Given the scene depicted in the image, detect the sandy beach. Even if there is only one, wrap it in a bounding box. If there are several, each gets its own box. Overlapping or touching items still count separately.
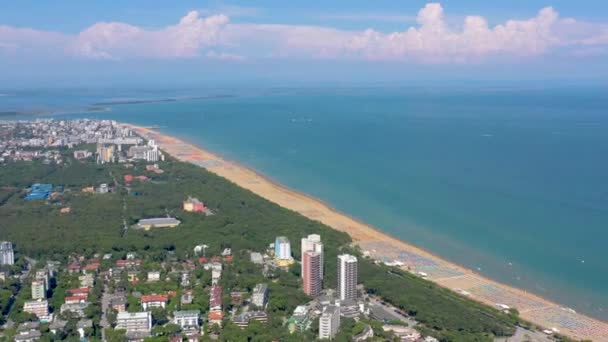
[128,124,608,341]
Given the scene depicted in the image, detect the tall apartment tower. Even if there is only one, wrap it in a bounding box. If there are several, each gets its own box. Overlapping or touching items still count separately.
[337,254,358,301]
[301,234,323,280]
[0,241,14,265]
[302,251,322,296]
[319,305,340,340]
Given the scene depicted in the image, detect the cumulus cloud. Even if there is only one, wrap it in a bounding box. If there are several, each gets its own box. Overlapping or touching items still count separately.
[1,3,608,63]
[71,11,229,60]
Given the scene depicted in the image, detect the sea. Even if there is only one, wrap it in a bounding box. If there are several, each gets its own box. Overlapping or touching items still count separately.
[2,85,607,321]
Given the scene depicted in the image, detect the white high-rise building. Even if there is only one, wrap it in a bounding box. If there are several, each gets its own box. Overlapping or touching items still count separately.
[301,234,323,279]
[337,254,358,301]
[31,280,46,300]
[274,236,292,260]
[319,305,340,340]
[0,241,14,265]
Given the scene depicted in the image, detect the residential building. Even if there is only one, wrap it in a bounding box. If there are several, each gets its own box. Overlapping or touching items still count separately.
[147,271,161,282]
[136,217,180,230]
[116,311,152,335]
[337,254,358,301]
[233,311,268,328]
[111,296,127,313]
[15,322,41,342]
[35,270,49,288]
[288,305,312,333]
[274,236,291,259]
[73,150,91,160]
[250,252,263,265]
[79,273,95,288]
[181,290,193,305]
[319,305,340,340]
[65,296,87,304]
[67,287,89,299]
[60,302,89,317]
[23,299,49,318]
[31,280,46,300]
[251,283,269,308]
[128,142,160,162]
[0,241,14,265]
[141,294,168,310]
[337,299,360,318]
[96,144,115,163]
[274,236,294,266]
[209,286,222,311]
[173,310,200,330]
[303,251,322,297]
[301,234,323,279]
[208,286,223,325]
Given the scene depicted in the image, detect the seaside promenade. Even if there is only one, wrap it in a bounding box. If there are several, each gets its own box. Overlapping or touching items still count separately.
[128,124,608,341]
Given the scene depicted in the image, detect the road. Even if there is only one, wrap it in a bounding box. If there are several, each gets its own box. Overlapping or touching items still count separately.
[100,282,111,342]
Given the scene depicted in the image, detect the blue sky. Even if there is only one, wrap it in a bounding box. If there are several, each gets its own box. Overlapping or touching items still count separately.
[1,1,608,86]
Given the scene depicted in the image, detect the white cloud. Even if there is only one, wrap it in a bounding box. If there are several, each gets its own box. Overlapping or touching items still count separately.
[1,3,608,63]
[71,11,229,59]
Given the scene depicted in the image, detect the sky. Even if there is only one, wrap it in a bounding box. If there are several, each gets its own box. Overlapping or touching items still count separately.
[1,1,608,86]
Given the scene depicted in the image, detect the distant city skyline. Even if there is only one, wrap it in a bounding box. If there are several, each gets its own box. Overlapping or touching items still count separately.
[1,1,607,85]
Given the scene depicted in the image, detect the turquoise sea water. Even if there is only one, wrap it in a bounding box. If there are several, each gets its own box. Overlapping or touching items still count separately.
[2,86,608,320]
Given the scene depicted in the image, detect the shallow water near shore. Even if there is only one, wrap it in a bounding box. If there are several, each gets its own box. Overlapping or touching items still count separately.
[4,85,608,321]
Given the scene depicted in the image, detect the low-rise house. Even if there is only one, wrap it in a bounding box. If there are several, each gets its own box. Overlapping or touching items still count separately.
[68,262,81,274]
[116,311,152,337]
[233,311,268,328]
[173,310,200,331]
[23,299,49,318]
[115,259,141,268]
[147,271,160,282]
[67,287,89,298]
[65,296,87,304]
[84,262,100,272]
[141,294,168,310]
[77,319,93,338]
[60,302,89,317]
[337,299,360,318]
[250,252,263,265]
[49,319,67,335]
[251,284,269,309]
[15,322,41,342]
[181,290,194,305]
[111,295,127,313]
[79,273,95,288]
[288,305,312,333]
[181,272,190,286]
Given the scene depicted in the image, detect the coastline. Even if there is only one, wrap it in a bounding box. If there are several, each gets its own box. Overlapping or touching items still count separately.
[126,123,608,341]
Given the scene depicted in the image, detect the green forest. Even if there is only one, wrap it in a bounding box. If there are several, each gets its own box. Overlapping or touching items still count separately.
[0,146,525,341]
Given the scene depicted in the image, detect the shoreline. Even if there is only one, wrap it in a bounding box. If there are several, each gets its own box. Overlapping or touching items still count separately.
[126,123,608,341]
